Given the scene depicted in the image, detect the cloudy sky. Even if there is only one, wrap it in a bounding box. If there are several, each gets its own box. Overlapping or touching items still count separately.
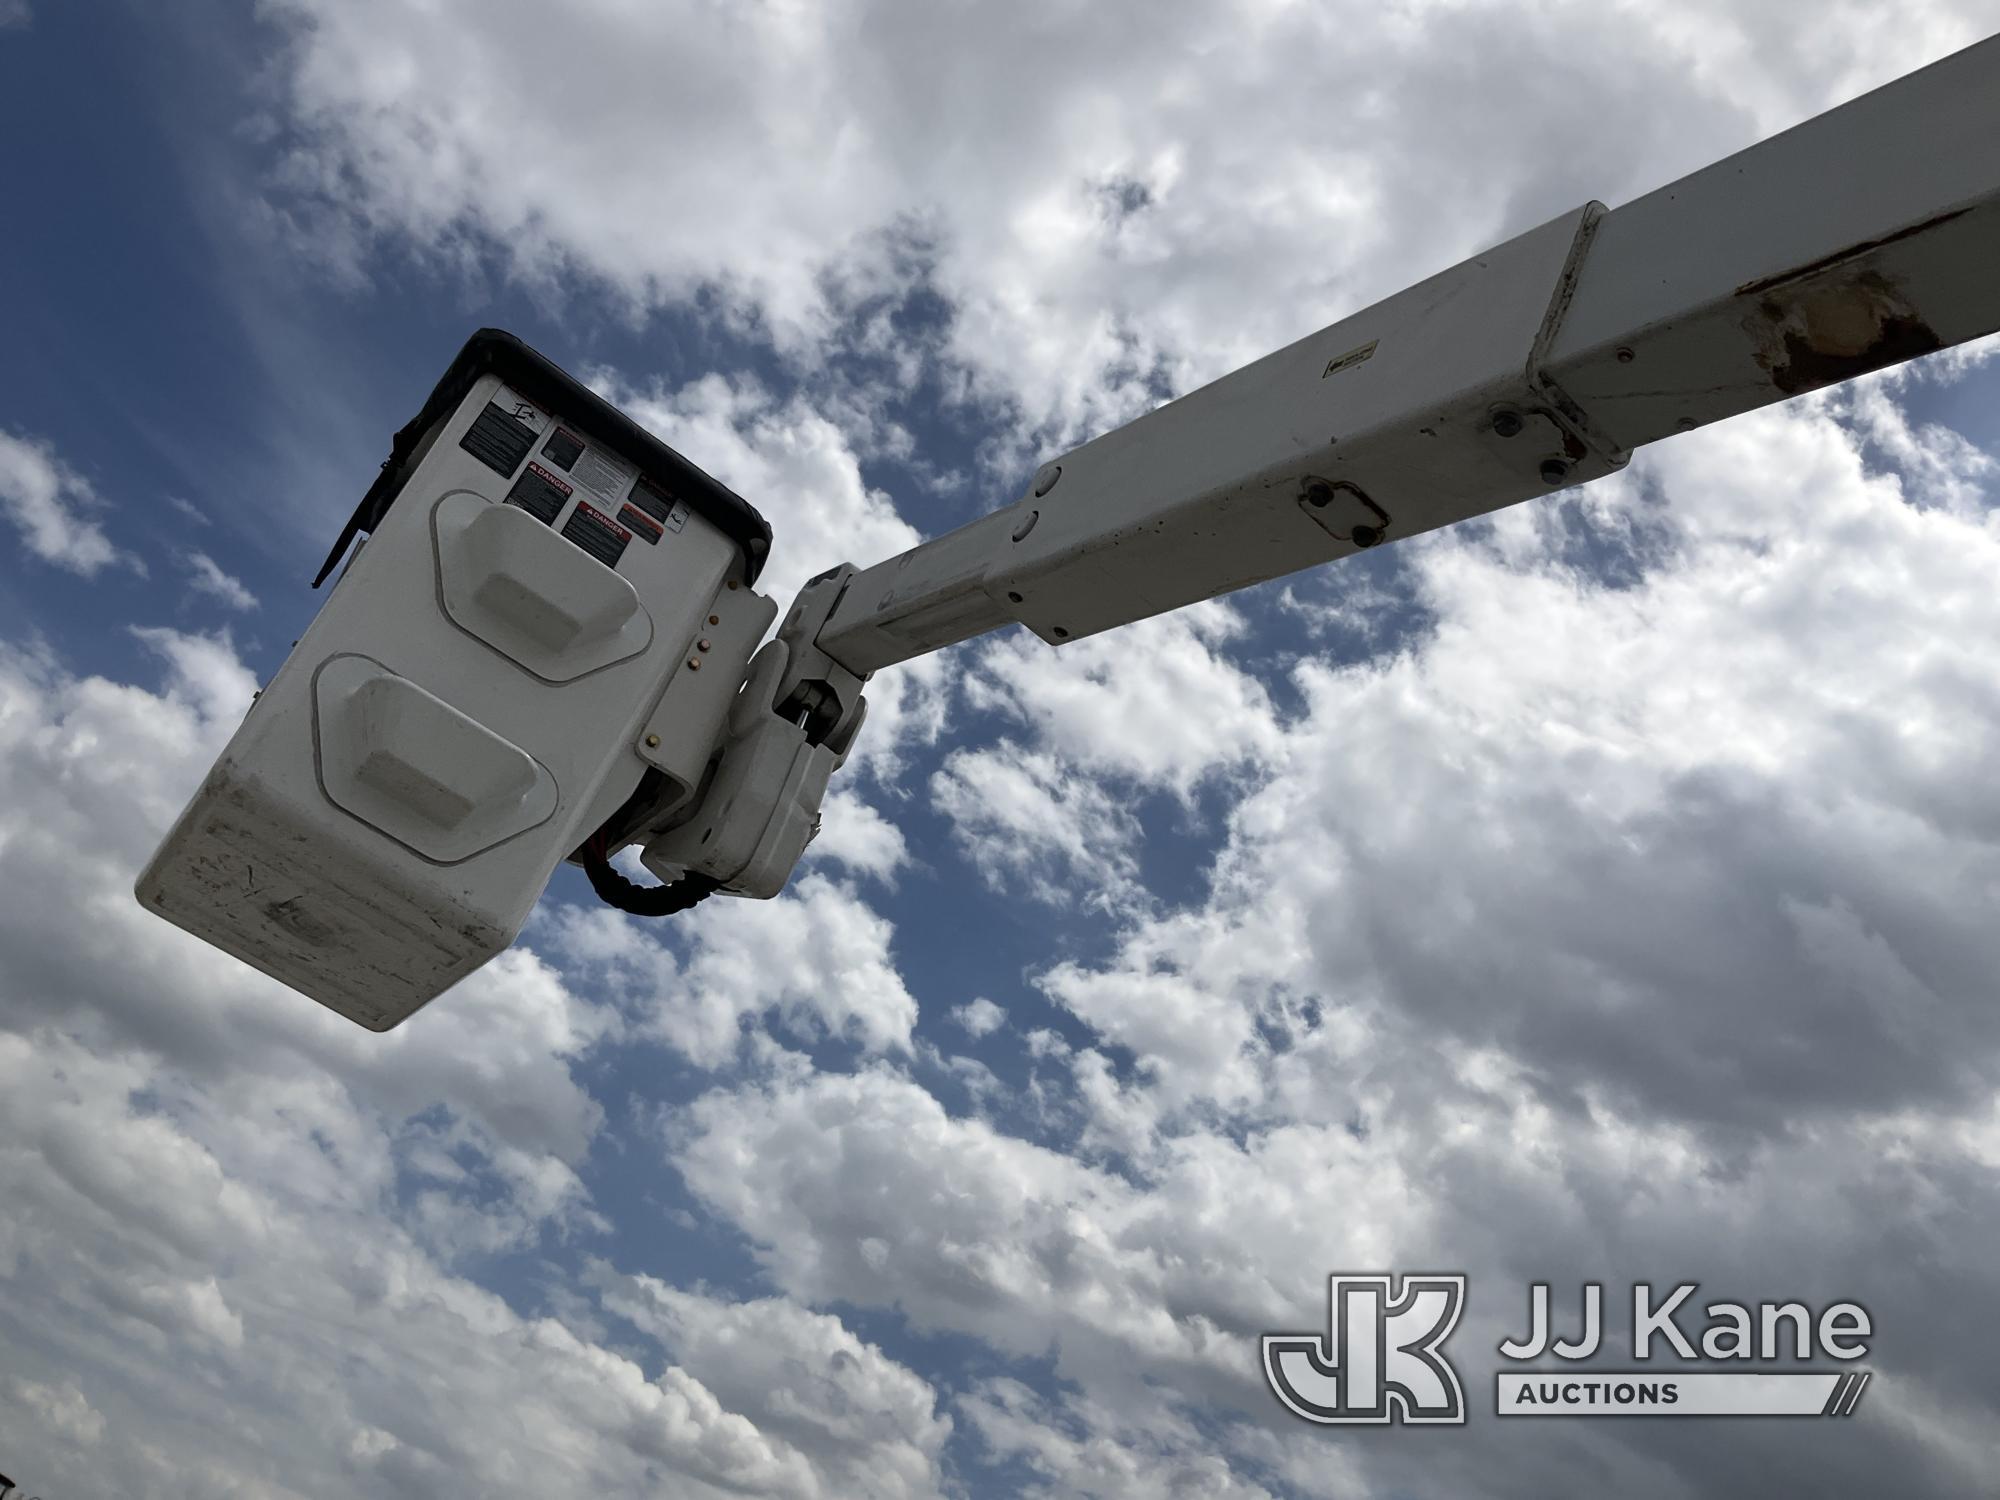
[4,2,2000,1495]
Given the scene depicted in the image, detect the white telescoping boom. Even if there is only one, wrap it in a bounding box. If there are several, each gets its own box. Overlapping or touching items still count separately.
[139,35,2000,1028]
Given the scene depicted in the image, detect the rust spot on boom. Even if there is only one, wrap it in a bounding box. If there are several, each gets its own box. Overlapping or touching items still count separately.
[1744,269,1942,398]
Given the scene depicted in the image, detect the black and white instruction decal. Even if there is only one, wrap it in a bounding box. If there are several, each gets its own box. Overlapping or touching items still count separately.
[571,443,636,506]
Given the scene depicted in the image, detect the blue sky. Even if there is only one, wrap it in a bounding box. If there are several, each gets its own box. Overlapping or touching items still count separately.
[4,3,2000,1497]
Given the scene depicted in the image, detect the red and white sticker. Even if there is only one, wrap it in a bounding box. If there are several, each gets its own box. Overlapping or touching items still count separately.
[525,461,573,496]
[618,503,665,543]
[573,501,629,539]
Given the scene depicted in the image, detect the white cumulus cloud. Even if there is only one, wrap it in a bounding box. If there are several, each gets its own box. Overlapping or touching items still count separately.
[0,428,126,575]
[180,550,259,610]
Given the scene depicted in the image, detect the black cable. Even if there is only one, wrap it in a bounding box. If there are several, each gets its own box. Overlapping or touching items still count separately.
[578,841,722,916]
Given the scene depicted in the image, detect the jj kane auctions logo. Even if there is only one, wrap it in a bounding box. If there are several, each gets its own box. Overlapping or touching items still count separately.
[1264,1277,1873,1423]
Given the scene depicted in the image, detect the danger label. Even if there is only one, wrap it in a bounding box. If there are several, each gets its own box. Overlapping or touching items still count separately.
[561,501,631,568]
[525,461,573,496]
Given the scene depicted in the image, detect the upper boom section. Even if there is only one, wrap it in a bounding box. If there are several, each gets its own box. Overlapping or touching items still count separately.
[816,35,2000,675]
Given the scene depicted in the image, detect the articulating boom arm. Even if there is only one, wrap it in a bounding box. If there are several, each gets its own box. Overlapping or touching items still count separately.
[810,35,2000,677]
[628,33,2000,930]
